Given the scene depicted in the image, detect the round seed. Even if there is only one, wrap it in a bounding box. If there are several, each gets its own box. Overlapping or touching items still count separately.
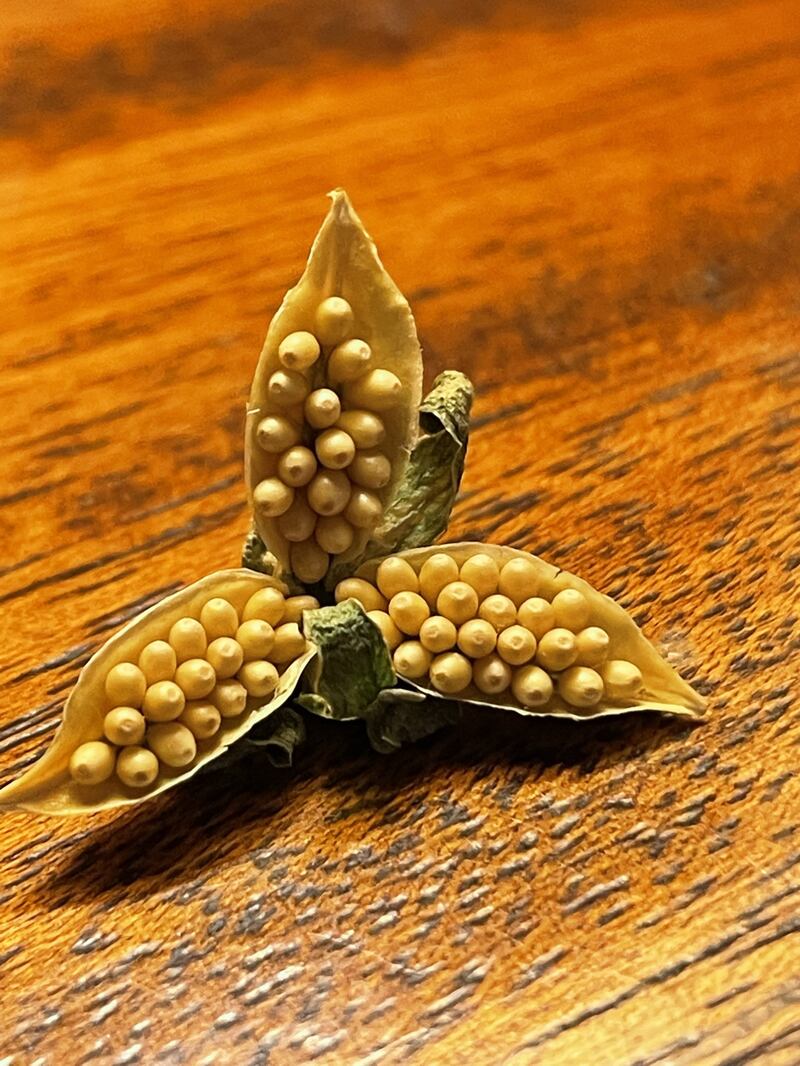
[315,515,354,555]
[574,626,610,667]
[69,741,116,785]
[367,610,403,650]
[345,369,402,411]
[344,488,383,529]
[436,582,479,626]
[253,477,294,518]
[278,446,317,487]
[558,666,604,708]
[147,722,197,768]
[517,597,556,640]
[429,652,473,694]
[291,539,330,583]
[200,598,239,640]
[419,553,460,606]
[242,587,285,626]
[104,706,146,746]
[238,660,280,698]
[419,615,458,653]
[211,680,248,718]
[315,296,354,346]
[307,470,351,516]
[179,701,222,740]
[206,638,244,680]
[393,641,432,679]
[535,628,578,673]
[460,554,500,599]
[256,414,300,453]
[142,681,186,722]
[388,591,430,636]
[511,665,554,708]
[278,493,317,542]
[496,625,537,666]
[336,410,385,448]
[169,617,207,663]
[138,640,177,685]
[348,450,391,489]
[173,659,216,700]
[270,623,307,663]
[457,619,497,659]
[552,588,591,631]
[282,595,320,624]
[116,746,159,788]
[328,338,371,383]
[315,429,356,470]
[376,557,419,599]
[473,654,513,696]
[236,620,275,661]
[278,331,320,371]
[267,369,308,407]
[478,594,517,632]
[105,663,147,709]
[498,557,540,606]
[334,578,386,612]
[304,388,341,430]
[600,660,643,699]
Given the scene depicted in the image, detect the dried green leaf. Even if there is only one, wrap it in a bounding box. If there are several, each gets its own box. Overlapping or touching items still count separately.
[244,706,307,768]
[366,694,461,754]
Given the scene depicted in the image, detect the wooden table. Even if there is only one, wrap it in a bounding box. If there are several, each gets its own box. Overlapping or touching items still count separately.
[2,1,799,1062]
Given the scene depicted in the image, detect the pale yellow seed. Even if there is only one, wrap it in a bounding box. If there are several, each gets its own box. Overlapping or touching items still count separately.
[147,722,197,768]
[336,410,386,448]
[498,557,540,606]
[334,578,386,613]
[419,553,460,606]
[460,554,500,599]
[278,330,320,371]
[345,369,402,411]
[291,539,330,583]
[393,640,432,679]
[267,369,308,407]
[270,623,307,664]
[429,652,473,694]
[511,665,554,709]
[105,662,147,708]
[179,702,221,740]
[600,660,643,699]
[478,594,518,633]
[315,429,356,470]
[517,597,556,640]
[236,619,275,661]
[69,741,116,785]
[168,617,207,663]
[552,588,592,632]
[206,637,244,680]
[315,296,354,346]
[315,515,355,555]
[388,591,431,636]
[436,581,479,626]
[367,610,403,651]
[534,628,578,673]
[142,681,186,722]
[376,557,419,599]
[278,493,317,542]
[238,660,280,698]
[574,627,610,668]
[457,619,498,659]
[211,680,248,718]
[344,488,383,529]
[278,446,317,487]
[473,654,513,696]
[256,414,300,453]
[304,388,341,430]
[253,477,294,518]
[200,597,239,640]
[307,470,351,516]
[104,706,147,746]
[174,658,217,700]
[282,595,320,624]
[496,625,537,666]
[138,640,177,685]
[348,450,391,489]
[328,338,371,383]
[419,615,458,653]
[558,666,604,708]
[242,587,285,626]
[116,746,159,788]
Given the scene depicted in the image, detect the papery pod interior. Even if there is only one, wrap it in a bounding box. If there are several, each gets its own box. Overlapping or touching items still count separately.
[352,543,705,721]
[0,570,315,815]
[245,189,424,587]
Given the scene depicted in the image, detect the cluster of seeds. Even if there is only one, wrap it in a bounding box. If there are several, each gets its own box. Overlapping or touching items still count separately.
[253,296,403,584]
[336,553,644,710]
[68,588,318,790]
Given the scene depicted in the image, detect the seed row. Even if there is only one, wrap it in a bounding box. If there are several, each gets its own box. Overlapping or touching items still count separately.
[336,553,644,710]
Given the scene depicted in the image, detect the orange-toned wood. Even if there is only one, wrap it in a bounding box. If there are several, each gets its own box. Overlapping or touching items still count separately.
[1,1,799,1062]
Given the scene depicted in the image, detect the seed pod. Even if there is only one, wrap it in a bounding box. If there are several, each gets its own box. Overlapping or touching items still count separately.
[0,571,316,814]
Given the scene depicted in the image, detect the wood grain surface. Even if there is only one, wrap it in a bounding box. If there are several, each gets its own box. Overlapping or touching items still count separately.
[1,0,800,1062]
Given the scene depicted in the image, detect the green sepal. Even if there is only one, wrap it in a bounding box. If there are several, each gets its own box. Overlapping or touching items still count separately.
[244,706,307,767]
[366,689,461,754]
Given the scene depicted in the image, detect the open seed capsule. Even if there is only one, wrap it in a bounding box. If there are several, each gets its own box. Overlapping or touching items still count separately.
[0,571,316,814]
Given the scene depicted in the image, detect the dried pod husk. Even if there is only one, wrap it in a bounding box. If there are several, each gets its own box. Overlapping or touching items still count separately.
[245,189,425,587]
[0,570,316,815]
